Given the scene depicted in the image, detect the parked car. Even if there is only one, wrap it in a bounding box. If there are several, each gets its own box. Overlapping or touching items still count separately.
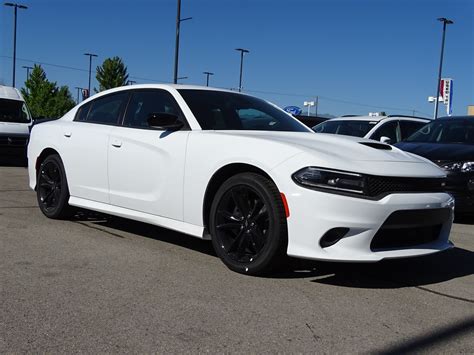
[396,116,474,215]
[293,115,329,128]
[313,115,430,144]
[28,85,453,275]
[0,85,32,164]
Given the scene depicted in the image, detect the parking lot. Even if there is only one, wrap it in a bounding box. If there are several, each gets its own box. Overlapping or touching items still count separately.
[0,166,473,353]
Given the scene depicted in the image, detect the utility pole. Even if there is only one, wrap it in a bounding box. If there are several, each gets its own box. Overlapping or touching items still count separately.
[84,52,98,96]
[235,48,249,92]
[74,87,83,104]
[4,2,28,87]
[173,0,192,84]
[434,18,453,119]
[22,65,33,80]
[203,71,214,86]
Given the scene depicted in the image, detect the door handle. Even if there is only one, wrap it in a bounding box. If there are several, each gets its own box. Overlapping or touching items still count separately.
[64,132,72,138]
[111,140,122,148]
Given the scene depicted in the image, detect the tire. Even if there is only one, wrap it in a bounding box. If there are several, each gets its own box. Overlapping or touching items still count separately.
[210,172,288,275]
[36,154,75,219]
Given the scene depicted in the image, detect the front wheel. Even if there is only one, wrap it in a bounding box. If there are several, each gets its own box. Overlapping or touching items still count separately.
[210,173,288,275]
[36,154,74,219]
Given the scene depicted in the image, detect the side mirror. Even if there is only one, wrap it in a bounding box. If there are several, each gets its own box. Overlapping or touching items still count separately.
[147,112,184,131]
[380,136,392,144]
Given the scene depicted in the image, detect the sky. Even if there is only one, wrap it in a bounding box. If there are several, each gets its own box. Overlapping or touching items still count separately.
[0,0,472,117]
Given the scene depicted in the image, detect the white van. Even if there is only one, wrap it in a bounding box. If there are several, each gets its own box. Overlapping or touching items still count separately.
[0,85,32,163]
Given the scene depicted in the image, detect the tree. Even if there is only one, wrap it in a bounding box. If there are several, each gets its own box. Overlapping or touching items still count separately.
[21,65,75,118]
[95,56,129,92]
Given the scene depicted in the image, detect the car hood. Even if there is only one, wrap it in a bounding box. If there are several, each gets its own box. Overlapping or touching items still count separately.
[395,142,474,162]
[212,131,445,177]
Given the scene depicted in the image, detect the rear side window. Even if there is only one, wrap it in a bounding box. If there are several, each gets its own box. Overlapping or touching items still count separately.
[400,120,428,140]
[123,90,183,129]
[75,92,128,125]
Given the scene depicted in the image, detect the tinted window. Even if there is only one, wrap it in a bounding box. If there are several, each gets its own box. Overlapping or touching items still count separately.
[76,102,91,122]
[371,121,400,142]
[79,92,128,125]
[313,120,377,137]
[123,90,182,128]
[406,119,474,144]
[0,99,31,123]
[178,89,309,132]
[400,120,428,140]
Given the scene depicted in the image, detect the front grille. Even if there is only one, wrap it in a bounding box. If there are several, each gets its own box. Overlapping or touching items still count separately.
[366,176,446,198]
[370,208,450,250]
[0,136,28,147]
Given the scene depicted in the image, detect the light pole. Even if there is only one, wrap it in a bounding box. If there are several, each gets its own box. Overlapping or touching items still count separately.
[84,52,98,96]
[235,48,249,92]
[75,87,83,104]
[173,0,192,84]
[203,71,214,86]
[22,65,33,80]
[126,80,137,85]
[177,76,188,82]
[434,17,453,119]
[4,2,28,88]
[304,101,315,116]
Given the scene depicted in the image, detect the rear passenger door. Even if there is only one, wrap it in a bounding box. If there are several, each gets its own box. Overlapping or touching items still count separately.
[62,91,129,203]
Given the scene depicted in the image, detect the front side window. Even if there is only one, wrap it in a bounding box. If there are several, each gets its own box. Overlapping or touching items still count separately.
[76,92,128,125]
[406,120,474,144]
[371,121,400,142]
[400,120,428,140]
[0,99,31,123]
[313,120,377,138]
[178,89,309,132]
[123,90,183,128]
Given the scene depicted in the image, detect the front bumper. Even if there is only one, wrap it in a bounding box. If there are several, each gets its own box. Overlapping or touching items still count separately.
[271,160,454,262]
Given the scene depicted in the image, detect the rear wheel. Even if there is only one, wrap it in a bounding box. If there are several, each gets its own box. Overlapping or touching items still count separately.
[210,173,288,275]
[36,154,74,219]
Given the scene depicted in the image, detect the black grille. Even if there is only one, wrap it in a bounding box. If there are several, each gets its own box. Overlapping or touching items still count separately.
[0,136,28,147]
[366,176,446,198]
[370,208,450,250]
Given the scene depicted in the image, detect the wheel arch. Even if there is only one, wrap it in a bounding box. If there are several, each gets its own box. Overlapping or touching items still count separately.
[33,148,61,189]
[202,163,277,233]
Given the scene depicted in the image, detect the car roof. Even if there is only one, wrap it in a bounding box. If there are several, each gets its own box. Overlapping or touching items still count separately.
[436,115,474,121]
[329,115,430,123]
[0,85,24,101]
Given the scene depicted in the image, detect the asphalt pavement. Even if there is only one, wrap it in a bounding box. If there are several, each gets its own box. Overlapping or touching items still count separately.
[1,166,473,353]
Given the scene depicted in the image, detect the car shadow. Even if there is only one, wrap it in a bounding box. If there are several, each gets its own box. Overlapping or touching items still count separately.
[71,210,473,289]
[0,157,27,167]
[454,214,474,225]
[71,210,216,257]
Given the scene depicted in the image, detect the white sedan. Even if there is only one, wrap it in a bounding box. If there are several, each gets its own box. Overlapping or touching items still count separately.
[28,85,454,275]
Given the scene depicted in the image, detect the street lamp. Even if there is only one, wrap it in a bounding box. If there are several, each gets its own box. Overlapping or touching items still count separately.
[126,80,137,85]
[173,0,192,84]
[84,52,98,96]
[4,2,28,87]
[74,87,84,104]
[22,65,33,80]
[235,48,249,92]
[177,76,188,82]
[303,101,315,116]
[433,17,454,119]
[203,71,214,86]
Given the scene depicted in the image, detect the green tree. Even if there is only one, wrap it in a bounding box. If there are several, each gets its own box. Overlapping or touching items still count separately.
[21,65,75,118]
[95,56,129,92]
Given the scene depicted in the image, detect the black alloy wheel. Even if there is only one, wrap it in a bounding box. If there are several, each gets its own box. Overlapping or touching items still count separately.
[210,173,287,275]
[37,154,74,219]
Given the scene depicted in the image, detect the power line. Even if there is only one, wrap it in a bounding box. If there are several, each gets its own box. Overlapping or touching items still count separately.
[0,55,431,117]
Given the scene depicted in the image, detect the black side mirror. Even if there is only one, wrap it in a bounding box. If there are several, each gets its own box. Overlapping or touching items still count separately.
[147,112,184,131]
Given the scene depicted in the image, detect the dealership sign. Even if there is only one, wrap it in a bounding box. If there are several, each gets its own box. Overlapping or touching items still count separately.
[440,78,453,116]
[284,106,302,115]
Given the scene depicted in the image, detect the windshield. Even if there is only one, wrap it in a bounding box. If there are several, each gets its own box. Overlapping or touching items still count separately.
[0,99,31,123]
[405,119,474,144]
[313,120,377,138]
[178,89,310,132]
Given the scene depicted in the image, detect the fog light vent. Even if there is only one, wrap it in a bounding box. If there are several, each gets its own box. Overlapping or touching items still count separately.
[320,228,350,248]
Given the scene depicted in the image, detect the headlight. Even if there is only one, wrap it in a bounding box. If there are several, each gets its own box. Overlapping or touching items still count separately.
[292,167,366,194]
[442,162,474,173]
